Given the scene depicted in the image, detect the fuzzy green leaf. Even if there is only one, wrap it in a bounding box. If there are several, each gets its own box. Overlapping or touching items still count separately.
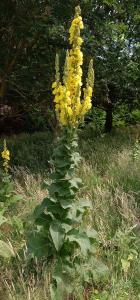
[49,182,74,197]
[76,199,92,214]
[55,159,71,168]
[35,213,52,228]
[70,177,83,190]
[67,230,91,255]
[28,231,52,258]
[41,199,62,215]
[86,228,98,239]
[34,197,56,219]
[41,180,50,190]
[71,152,81,165]
[61,223,72,233]
[52,258,74,290]
[50,221,65,251]
[59,198,73,209]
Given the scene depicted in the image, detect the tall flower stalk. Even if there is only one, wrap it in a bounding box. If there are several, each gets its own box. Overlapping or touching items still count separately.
[1,140,10,173]
[31,6,97,298]
[52,5,94,126]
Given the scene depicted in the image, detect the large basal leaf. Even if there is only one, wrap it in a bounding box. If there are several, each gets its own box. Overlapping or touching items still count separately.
[61,223,72,233]
[69,177,83,190]
[66,205,77,221]
[59,198,73,209]
[41,180,50,190]
[49,182,73,197]
[34,199,49,219]
[66,205,83,224]
[52,257,74,293]
[86,228,98,240]
[67,230,91,255]
[28,231,52,258]
[0,240,15,258]
[76,199,92,216]
[55,159,71,168]
[39,199,62,215]
[35,213,52,228]
[34,197,56,219]
[71,152,81,165]
[50,221,65,251]
[77,199,92,210]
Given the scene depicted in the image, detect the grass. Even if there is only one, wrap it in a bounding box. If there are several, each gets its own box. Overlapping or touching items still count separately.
[0,124,140,299]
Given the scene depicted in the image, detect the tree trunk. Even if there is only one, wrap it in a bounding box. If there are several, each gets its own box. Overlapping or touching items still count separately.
[104,102,113,132]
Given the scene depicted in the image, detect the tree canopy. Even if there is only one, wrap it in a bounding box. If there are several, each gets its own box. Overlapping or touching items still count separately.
[0,0,139,133]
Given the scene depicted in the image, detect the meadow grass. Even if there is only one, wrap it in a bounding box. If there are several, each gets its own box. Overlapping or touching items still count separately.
[0,124,140,299]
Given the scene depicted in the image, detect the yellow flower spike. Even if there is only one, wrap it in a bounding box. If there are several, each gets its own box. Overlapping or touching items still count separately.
[52,6,94,127]
[1,140,10,172]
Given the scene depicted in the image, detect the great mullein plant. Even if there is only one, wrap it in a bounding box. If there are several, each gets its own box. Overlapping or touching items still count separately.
[0,140,21,212]
[0,141,17,258]
[0,140,12,214]
[31,6,98,298]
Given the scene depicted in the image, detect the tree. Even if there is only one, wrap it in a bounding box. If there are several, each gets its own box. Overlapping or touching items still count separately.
[46,0,140,131]
[0,0,56,133]
[0,0,139,133]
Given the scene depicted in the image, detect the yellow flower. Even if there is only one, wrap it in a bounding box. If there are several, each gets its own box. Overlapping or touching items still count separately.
[1,150,10,160]
[55,104,60,110]
[52,81,57,89]
[67,107,73,116]
[60,111,67,125]
[77,37,83,46]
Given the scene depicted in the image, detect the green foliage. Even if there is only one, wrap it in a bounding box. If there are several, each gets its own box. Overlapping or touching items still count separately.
[113,105,140,127]
[131,110,140,124]
[0,171,21,211]
[0,167,22,258]
[0,171,22,215]
[0,132,53,173]
[83,108,106,134]
[29,127,102,297]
